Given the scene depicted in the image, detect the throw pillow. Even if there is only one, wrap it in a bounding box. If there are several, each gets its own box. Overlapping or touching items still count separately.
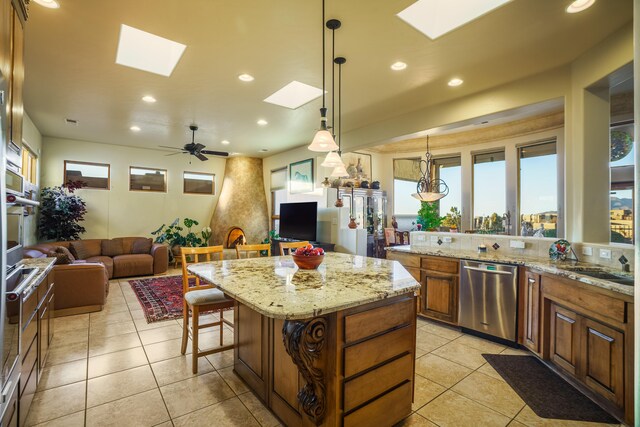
[101,238,124,257]
[70,240,101,260]
[47,246,76,265]
[131,238,152,254]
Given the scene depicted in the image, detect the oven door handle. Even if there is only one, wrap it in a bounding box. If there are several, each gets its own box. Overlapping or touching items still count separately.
[6,268,38,301]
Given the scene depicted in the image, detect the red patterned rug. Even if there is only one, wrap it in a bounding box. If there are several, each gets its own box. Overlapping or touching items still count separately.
[128,275,189,323]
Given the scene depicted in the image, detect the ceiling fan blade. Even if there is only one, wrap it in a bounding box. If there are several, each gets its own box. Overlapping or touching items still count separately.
[201,150,229,157]
[159,145,185,150]
[195,153,209,162]
[164,152,184,157]
[194,143,206,152]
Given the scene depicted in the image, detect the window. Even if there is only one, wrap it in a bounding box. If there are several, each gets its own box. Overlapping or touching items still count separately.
[129,166,167,192]
[473,151,506,234]
[393,158,421,215]
[610,121,634,244]
[519,141,558,237]
[21,146,37,184]
[434,156,461,228]
[183,172,215,195]
[64,161,110,190]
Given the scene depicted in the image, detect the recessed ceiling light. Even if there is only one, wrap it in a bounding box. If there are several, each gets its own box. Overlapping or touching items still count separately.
[257,119,268,126]
[391,62,407,71]
[130,126,141,132]
[115,24,187,77]
[259,149,269,153]
[142,95,156,103]
[221,140,230,145]
[264,81,323,109]
[229,152,240,156]
[566,0,595,13]
[238,74,255,82]
[448,78,464,86]
[397,0,512,40]
[33,0,60,8]
[65,118,79,125]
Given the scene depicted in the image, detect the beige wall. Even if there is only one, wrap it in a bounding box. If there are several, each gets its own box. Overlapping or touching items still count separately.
[22,112,42,246]
[40,137,226,240]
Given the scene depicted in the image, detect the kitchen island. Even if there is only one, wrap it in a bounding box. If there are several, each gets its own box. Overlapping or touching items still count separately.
[188,252,420,427]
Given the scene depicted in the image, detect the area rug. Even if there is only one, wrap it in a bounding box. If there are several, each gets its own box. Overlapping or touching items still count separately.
[482,354,618,423]
[128,275,189,323]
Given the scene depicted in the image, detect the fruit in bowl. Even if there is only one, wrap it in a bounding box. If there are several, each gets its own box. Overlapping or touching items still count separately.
[291,244,325,269]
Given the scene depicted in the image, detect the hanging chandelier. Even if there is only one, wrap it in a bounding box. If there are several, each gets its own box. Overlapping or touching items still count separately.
[308,0,339,152]
[330,56,349,178]
[411,136,449,202]
[321,19,344,168]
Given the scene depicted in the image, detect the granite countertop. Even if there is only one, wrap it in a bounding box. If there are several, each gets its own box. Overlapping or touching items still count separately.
[187,252,421,320]
[18,257,56,294]
[386,245,634,297]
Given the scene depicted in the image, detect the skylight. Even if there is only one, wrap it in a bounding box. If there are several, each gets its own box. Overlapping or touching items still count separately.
[115,24,187,77]
[264,81,324,110]
[397,0,512,40]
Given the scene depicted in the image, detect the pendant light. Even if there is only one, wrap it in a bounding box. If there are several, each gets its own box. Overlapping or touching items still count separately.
[411,135,449,201]
[331,56,349,178]
[321,19,344,168]
[308,0,339,152]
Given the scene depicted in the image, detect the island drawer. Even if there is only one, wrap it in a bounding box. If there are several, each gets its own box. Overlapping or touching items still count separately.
[343,325,413,378]
[343,353,412,412]
[386,252,420,268]
[344,297,413,344]
[343,381,412,427]
[421,256,459,274]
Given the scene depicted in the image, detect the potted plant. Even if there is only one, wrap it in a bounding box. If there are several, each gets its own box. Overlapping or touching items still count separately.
[416,201,443,231]
[442,207,462,232]
[151,218,210,262]
[38,181,87,241]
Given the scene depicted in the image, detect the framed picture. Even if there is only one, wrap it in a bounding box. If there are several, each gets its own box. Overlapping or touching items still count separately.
[289,158,314,194]
[342,152,372,181]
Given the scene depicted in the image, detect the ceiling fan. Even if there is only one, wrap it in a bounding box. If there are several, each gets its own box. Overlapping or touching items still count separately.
[159,125,229,161]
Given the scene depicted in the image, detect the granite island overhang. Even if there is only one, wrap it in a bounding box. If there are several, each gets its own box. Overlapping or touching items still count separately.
[188,252,421,427]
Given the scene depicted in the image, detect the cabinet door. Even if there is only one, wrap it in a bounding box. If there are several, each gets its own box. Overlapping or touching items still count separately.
[38,301,50,370]
[523,272,540,353]
[9,7,22,151]
[549,304,580,377]
[581,318,624,407]
[422,271,458,324]
[48,284,55,345]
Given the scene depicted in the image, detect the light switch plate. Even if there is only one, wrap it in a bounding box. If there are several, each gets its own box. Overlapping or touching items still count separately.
[442,236,452,243]
[599,249,612,259]
[510,240,525,249]
[414,234,426,242]
[331,218,338,225]
[581,246,593,256]
[430,236,440,243]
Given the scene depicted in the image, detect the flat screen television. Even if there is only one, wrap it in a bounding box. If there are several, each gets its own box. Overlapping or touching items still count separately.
[279,202,317,242]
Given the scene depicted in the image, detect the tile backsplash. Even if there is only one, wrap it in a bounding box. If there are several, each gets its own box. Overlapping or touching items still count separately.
[409,232,635,272]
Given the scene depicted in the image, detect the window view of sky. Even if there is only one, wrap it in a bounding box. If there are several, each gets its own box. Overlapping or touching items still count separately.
[520,154,558,215]
[439,166,461,216]
[473,159,506,217]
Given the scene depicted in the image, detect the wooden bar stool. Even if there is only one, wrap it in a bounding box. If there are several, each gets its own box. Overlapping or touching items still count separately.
[235,243,271,258]
[180,246,234,374]
[278,240,309,256]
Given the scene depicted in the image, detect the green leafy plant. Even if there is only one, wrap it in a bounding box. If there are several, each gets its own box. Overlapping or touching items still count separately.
[261,230,280,256]
[38,181,87,241]
[416,201,443,231]
[442,207,462,230]
[151,218,205,248]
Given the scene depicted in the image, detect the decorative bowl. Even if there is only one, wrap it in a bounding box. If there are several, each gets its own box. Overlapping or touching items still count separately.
[291,254,325,270]
[549,239,571,261]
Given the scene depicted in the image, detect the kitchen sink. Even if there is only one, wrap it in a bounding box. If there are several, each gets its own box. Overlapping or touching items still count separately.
[564,267,634,286]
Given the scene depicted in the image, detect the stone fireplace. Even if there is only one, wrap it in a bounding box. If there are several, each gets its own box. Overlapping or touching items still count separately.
[210,157,269,246]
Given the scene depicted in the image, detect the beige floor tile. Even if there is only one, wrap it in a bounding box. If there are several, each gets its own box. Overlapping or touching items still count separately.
[453,334,507,354]
[514,406,620,427]
[129,309,146,320]
[25,382,86,426]
[477,362,506,382]
[172,396,260,427]
[46,341,88,366]
[139,324,184,345]
[86,365,157,408]
[452,371,525,417]
[89,332,141,357]
[500,347,531,356]
[134,317,178,331]
[88,347,149,378]
[419,320,463,340]
[53,314,89,333]
[412,374,447,411]
[395,413,439,427]
[418,390,511,427]
[197,328,234,350]
[160,371,235,418]
[89,319,137,338]
[145,337,192,363]
[49,328,89,349]
[218,366,249,394]
[507,421,527,427]
[150,355,214,386]
[415,346,430,359]
[152,422,174,427]
[37,359,87,391]
[31,411,85,427]
[415,354,472,388]
[238,391,279,427]
[89,310,133,326]
[97,302,129,315]
[432,341,495,370]
[206,349,234,370]
[86,389,170,427]
[415,329,451,353]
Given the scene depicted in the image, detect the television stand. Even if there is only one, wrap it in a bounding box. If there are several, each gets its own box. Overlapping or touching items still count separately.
[271,238,335,255]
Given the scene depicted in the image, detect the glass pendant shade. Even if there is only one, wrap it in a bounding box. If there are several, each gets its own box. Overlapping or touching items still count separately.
[411,192,446,202]
[330,164,349,178]
[321,151,344,168]
[308,129,339,152]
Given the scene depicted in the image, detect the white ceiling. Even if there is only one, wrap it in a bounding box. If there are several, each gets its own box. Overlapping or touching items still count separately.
[23,0,633,157]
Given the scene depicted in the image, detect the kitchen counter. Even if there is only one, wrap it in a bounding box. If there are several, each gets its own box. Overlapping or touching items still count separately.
[386,245,634,296]
[188,252,420,320]
[19,257,56,292]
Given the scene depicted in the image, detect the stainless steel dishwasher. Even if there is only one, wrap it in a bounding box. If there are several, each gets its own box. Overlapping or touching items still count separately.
[459,260,518,342]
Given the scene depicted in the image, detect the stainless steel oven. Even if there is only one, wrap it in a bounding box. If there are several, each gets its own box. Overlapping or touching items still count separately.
[5,206,24,271]
[5,169,23,198]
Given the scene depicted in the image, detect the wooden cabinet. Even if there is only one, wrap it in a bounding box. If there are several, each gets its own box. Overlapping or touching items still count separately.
[522,271,541,353]
[549,303,580,377]
[420,257,458,324]
[9,6,23,154]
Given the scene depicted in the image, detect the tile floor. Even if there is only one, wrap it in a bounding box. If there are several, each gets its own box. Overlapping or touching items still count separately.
[26,273,623,427]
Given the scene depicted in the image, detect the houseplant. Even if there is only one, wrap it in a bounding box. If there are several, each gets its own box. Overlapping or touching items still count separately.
[416,201,443,231]
[151,218,210,261]
[38,180,87,241]
[442,207,462,231]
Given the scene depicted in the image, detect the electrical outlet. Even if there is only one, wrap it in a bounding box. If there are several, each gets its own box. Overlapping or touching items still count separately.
[599,249,612,259]
[581,246,593,256]
[510,240,525,249]
[430,236,440,243]
[414,234,426,242]
[442,236,452,243]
